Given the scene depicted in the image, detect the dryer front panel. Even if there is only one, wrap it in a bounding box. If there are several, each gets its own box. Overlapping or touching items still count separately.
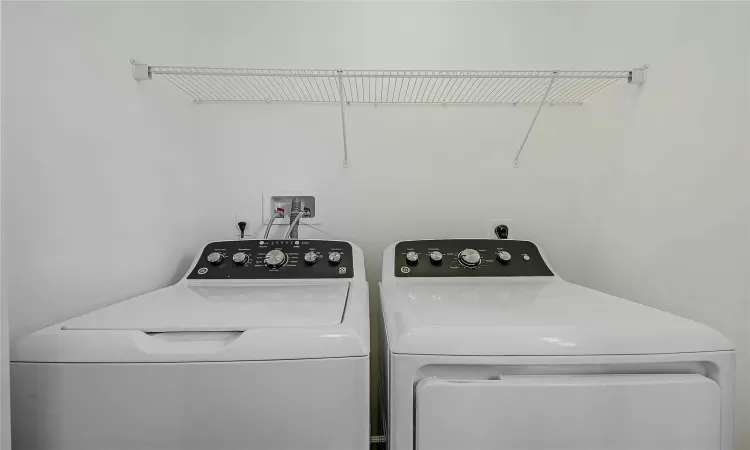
[415,374,720,450]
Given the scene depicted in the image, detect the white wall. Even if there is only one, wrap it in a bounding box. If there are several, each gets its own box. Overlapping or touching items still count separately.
[2,2,205,340]
[2,1,748,446]
[0,1,8,447]
[564,2,750,446]
[1,1,584,335]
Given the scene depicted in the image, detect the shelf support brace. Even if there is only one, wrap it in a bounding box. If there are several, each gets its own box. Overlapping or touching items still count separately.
[337,71,350,168]
[514,73,557,168]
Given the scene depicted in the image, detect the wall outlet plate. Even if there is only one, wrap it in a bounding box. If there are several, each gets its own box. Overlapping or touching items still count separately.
[266,196,316,225]
[486,219,513,239]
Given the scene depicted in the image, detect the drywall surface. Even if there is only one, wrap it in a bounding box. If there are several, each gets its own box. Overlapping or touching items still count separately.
[564,2,750,447]
[2,1,748,445]
[0,2,8,448]
[2,2,205,343]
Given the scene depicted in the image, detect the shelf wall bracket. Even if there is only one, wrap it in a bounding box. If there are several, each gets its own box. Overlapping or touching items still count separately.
[337,71,350,168]
[131,60,151,81]
[514,74,557,168]
[628,65,648,85]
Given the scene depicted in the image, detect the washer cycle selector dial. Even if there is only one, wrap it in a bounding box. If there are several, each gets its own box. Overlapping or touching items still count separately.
[264,249,287,268]
[232,252,249,265]
[429,251,443,264]
[207,252,224,265]
[458,249,481,267]
[328,252,342,264]
[497,251,512,264]
[304,251,318,264]
[405,251,419,265]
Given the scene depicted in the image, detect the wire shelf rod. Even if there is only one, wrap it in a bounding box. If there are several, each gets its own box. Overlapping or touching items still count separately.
[149,69,632,80]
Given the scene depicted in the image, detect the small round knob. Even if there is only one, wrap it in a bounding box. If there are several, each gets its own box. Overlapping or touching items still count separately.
[264,249,287,268]
[207,252,224,265]
[497,251,512,264]
[232,252,249,265]
[304,251,318,264]
[429,251,443,264]
[405,251,419,265]
[458,249,481,267]
[328,252,342,264]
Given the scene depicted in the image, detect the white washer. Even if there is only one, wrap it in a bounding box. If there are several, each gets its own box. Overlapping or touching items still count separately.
[380,239,735,450]
[12,239,370,450]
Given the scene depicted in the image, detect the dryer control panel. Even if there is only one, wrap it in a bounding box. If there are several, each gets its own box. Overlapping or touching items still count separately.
[188,240,354,279]
[394,239,553,277]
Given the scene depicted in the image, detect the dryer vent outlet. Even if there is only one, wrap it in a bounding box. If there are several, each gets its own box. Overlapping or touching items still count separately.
[494,225,510,239]
[487,219,512,239]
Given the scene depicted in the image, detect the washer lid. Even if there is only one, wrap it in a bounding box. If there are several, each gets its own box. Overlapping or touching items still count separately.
[64,283,350,332]
[381,278,734,356]
[15,281,370,363]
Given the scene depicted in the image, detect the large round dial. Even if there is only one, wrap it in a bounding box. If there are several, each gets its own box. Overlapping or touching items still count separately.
[232,252,249,265]
[264,249,287,268]
[458,248,481,267]
[207,252,224,265]
[405,251,419,264]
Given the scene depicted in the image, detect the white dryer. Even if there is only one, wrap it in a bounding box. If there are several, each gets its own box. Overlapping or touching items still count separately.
[12,239,370,450]
[380,239,735,450]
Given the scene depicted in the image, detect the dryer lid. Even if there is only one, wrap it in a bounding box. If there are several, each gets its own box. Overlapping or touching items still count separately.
[63,283,350,332]
[381,278,734,356]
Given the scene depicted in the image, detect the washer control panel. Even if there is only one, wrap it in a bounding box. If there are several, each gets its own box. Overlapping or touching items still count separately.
[188,240,354,279]
[394,239,553,277]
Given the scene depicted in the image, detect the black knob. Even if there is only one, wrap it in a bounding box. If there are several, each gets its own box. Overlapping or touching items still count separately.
[405,251,419,265]
[429,251,443,265]
[207,252,224,265]
[304,252,318,264]
[232,252,249,265]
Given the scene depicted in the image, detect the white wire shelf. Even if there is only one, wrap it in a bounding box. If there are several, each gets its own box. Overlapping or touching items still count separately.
[132,62,646,166]
[136,66,639,105]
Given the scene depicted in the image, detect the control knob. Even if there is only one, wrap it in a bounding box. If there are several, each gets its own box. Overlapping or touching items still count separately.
[232,252,249,265]
[264,249,287,268]
[304,251,318,264]
[497,251,512,264]
[328,252,342,265]
[458,249,481,267]
[405,251,419,265]
[207,252,224,265]
[429,251,443,264]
